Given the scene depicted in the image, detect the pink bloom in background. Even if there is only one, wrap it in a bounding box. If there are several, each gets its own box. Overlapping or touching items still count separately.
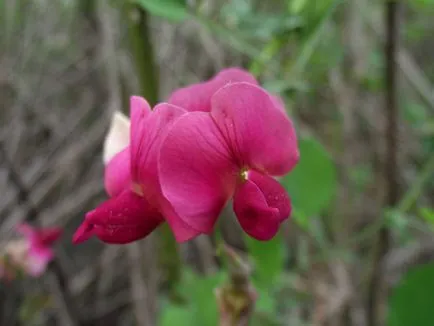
[73,97,200,244]
[159,82,299,240]
[11,223,62,277]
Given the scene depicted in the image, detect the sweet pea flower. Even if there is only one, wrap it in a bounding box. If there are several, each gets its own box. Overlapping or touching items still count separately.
[4,223,63,277]
[159,82,299,240]
[73,97,202,244]
[73,68,261,245]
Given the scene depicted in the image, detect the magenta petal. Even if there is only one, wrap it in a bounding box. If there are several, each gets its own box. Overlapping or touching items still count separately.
[104,147,131,197]
[160,199,202,242]
[159,112,238,233]
[233,179,281,241]
[36,228,63,246]
[131,103,186,200]
[26,246,54,276]
[73,190,163,245]
[247,171,291,222]
[72,220,94,244]
[130,96,151,122]
[211,82,299,176]
[17,224,62,247]
[129,96,151,183]
[168,67,258,112]
[17,223,36,239]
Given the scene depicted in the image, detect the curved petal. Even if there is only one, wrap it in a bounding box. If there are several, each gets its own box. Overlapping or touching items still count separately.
[26,246,53,276]
[128,101,198,240]
[130,96,151,123]
[159,199,202,242]
[168,67,258,112]
[131,103,186,201]
[211,82,299,176]
[247,170,291,222]
[129,96,152,183]
[36,228,63,247]
[72,190,163,245]
[104,147,131,197]
[159,112,238,233]
[233,179,281,241]
[16,223,37,242]
[103,111,131,164]
[17,224,62,248]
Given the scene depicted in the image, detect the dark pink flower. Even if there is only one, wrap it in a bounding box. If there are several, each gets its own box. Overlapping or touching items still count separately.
[159,82,299,240]
[14,223,62,276]
[73,97,201,244]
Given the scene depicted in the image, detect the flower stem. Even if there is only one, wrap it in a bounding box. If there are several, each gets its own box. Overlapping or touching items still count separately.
[215,245,257,326]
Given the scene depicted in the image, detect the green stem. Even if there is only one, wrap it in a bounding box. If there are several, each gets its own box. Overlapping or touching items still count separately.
[125,4,159,105]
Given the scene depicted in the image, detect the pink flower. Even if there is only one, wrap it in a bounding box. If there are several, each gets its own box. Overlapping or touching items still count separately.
[73,68,260,245]
[159,82,299,240]
[13,223,62,277]
[73,97,202,244]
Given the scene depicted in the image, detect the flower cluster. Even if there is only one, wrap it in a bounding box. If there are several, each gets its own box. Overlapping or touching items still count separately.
[73,68,299,245]
[1,224,62,280]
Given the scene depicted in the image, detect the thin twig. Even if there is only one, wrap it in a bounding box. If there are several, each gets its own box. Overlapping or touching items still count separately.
[358,1,434,113]
[216,245,256,326]
[127,238,160,326]
[367,2,400,325]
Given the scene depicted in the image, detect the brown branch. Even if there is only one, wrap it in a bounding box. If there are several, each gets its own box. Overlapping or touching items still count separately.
[127,238,160,326]
[367,2,400,326]
[358,1,434,113]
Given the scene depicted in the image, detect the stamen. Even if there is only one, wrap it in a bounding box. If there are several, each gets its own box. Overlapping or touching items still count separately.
[240,168,249,182]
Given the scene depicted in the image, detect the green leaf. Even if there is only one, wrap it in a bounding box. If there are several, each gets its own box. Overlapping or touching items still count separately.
[160,304,193,326]
[409,0,434,10]
[246,234,285,289]
[289,0,308,14]
[387,263,434,326]
[133,0,188,22]
[255,286,276,314]
[282,136,337,218]
[19,293,52,324]
[420,207,434,227]
[190,272,226,326]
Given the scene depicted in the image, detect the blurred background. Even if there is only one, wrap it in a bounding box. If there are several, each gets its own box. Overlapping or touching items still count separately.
[1,0,434,325]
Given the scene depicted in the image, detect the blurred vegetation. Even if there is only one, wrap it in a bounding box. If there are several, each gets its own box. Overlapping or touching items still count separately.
[1,0,434,325]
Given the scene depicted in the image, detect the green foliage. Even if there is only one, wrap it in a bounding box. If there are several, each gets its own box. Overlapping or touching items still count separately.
[387,263,434,326]
[282,137,337,225]
[221,1,303,41]
[409,0,434,10]
[191,272,226,326]
[19,293,52,326]
[246,234,285,288]
[288,0,308,14]
[161,270,226,326]
[420,207,434,228]
[133,0,188,22]
[160,303,193,326]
